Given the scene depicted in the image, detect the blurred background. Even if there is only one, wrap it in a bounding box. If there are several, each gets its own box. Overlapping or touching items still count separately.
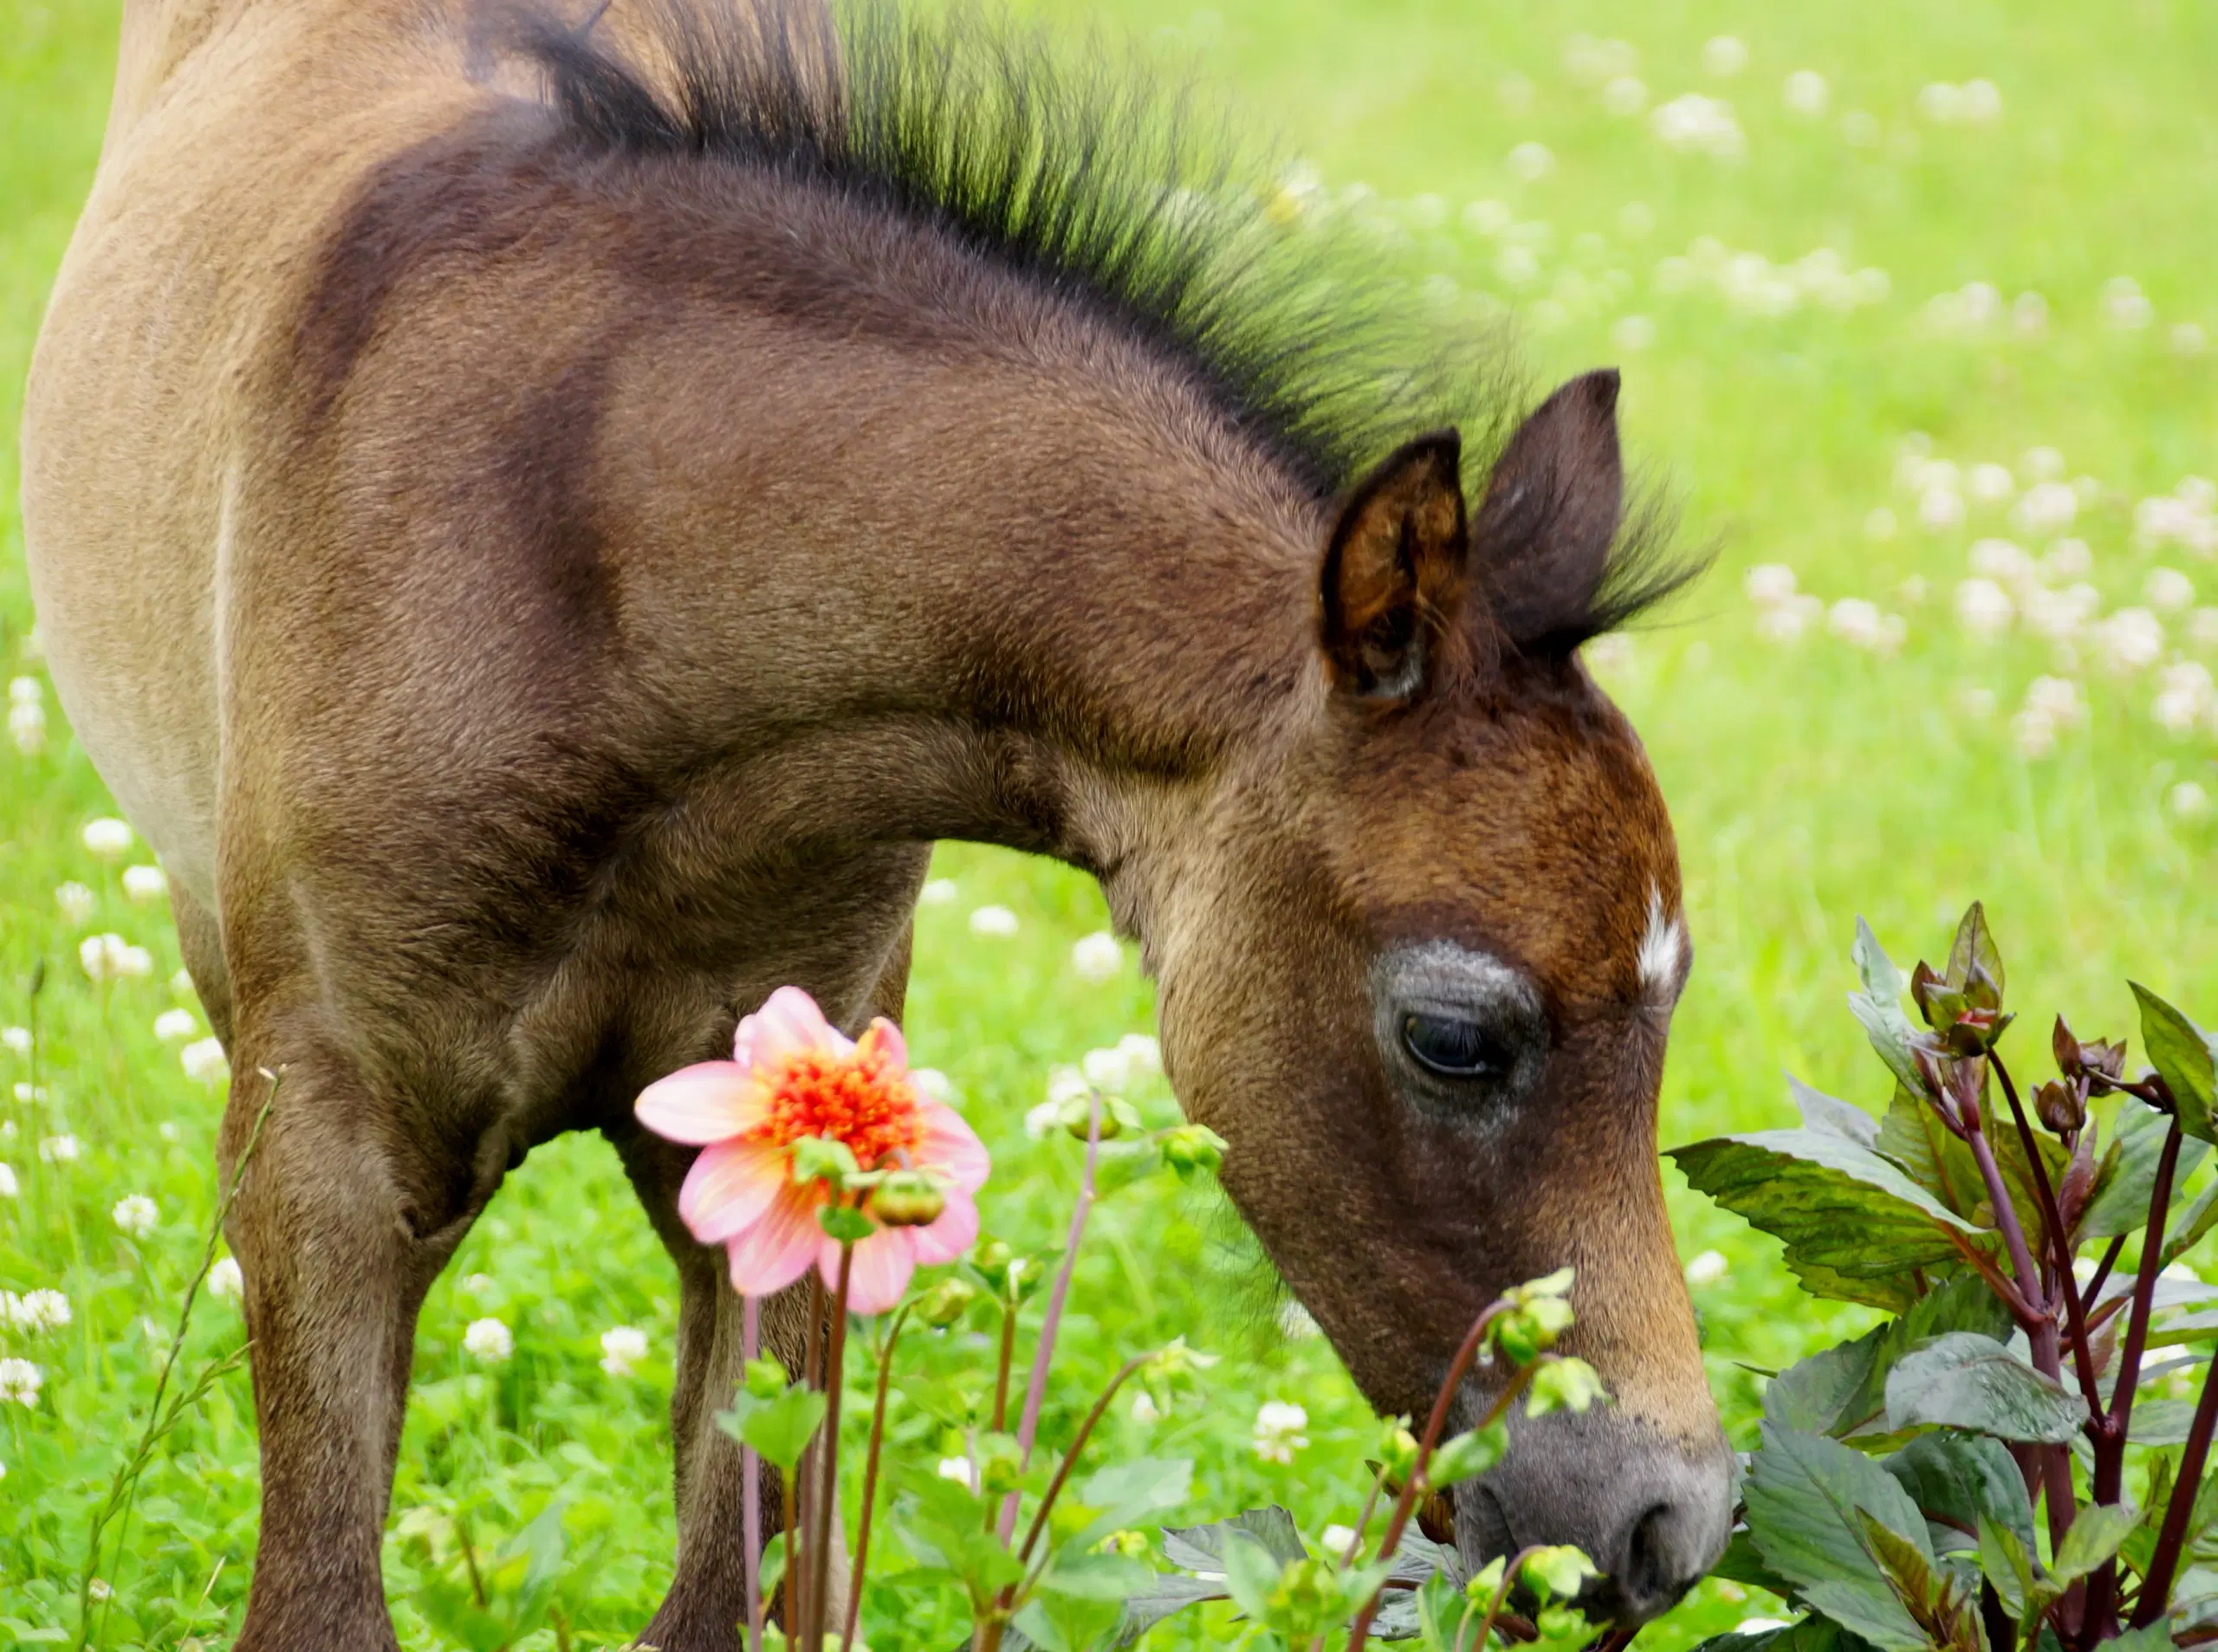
[2,0,2214,1645]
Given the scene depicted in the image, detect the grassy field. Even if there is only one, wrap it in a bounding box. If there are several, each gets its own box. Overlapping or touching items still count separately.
[3,0,2216,1646]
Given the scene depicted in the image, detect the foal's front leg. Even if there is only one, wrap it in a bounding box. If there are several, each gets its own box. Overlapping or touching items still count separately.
[223,1027,503,1652]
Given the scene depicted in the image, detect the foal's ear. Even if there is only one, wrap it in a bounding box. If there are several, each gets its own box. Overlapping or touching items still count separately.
[1318,430,1469,701]
[1469,370,1625,644]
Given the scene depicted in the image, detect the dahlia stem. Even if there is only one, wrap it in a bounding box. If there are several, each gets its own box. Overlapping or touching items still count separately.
[843,1304,911,1652]
[998,1092,1102,1543]
[811,1246,855,1652]
[744,1293,763,1652]
[798,1271,826,1638]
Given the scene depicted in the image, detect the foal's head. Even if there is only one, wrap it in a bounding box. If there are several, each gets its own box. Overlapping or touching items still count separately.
[1158,369,1729,1622]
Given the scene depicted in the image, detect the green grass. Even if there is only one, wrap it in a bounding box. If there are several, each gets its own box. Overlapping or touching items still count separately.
[3,0,2217,1646]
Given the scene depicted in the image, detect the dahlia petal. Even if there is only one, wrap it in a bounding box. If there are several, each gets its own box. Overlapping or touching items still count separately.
[829,1226,918,1315]
[636,1061,764,1145]
[738,985,850,1071]
[918,1101,990,1194]
[911,1189,980,1266]
[726,1182,823,1299]
[678,1137,788,1245]
[857,1016,910,1073]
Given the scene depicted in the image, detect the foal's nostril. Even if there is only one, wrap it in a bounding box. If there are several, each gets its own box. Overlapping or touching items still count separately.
[1612,1498,1709,1619]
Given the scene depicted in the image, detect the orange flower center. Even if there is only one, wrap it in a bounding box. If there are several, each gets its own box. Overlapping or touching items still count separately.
[748,1046,922,1169]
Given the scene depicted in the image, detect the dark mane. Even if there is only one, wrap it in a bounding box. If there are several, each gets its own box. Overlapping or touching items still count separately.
[501,0,1701,651]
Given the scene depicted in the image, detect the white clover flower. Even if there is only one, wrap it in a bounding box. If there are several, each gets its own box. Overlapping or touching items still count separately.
[1081,1045,1134,1094]
[181,1037,230,1085]
[39,1135,81,1165]
[1278,1299,1322,1340]
[2,1027,28,1058]
[2014,292,2050,338]
[968,904,1019,937]
[2020,585,2100,644]
[2156,690,2204,735]
[1960,79,2002,122]
[87,1580,112,1603]
[1898,576,1929,606]
[2155,663,2215,733]
[2191,609,2218,651]
[1131,1389,1165,1424]
[600,1325,649,1376]
[1780,69,1827,115]
[2170,782,2213,823]
[1323,1524,1363,1559]
[1253,1400,1310,1464]
[0,1359,42,1408]
[121,865,167,903]
[1916,82,1964,122]
[6,1289,72,1331]
[0,1164,16,1200]
[1755,593,1823,645]
[55,883,94,925]
[1827,599,1903,654]
[464,1273,496,1296]
[1651,95,1744,159]
[7,700,44,756]
[209,1257,244,1303]
[2011,708,2057,760]
[2175,323,2210,358]
[113,1194,159,1238]
[463,1317,514,1363]
[2020,447,2066,482]
[1609,314,1656,353]
[2102,276,2154,331]
[1702,35,1748,76]
[937,1456,981,1490]
[1506,142,1554,182]
[2043,539,2093,580]
[1601,76,1647,117]
[1583,633,1635,676]
[1463,198,1512,236]
[2148,568,2197,612]
[1865,509,1898,541]
[2012,480,2079,535]
[1840,110,1879,146]
[918,878,957,906]
[1918,484,1966,532]
[154,1008,198,1042]
[2026,677,2086,729]
[1954,579,2014,638]
[6,677,38,708]
[1956,685,1998,721]
[1119,1033,1162,1076]
[2095,608,2166,674]
[1071,931,1123,983]
[81,933,146,983]
[1968,539,2034,586]
[1743,565,1799,607]
[81,818,133,859]
[1684,1249,1730,1286]
[1967,463,2014,508]
[911,1067,958,1108]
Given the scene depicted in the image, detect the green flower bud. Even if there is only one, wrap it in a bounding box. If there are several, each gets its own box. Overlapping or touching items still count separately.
[976,1430,1023,1495]
[972,1240,1014,1291]
[1377,1417,1420,1487]
[1160,1123,1229,1180]
[1520,1545,1598,1604]
[1424,1421,1508,1488]
[791,1135,861,1189]
[866,1169,946,1228]
[1463,1557,1506,1603]
[743,1355,790,1400]
[1525,1357,1608,1417]
[915,1276,978,1328]
[1095,1529,1151,1559]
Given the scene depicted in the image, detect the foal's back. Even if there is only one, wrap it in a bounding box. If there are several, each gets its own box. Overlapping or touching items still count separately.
[23,0,639,905]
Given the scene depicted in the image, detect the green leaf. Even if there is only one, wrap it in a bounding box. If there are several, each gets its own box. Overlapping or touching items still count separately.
[1981,1087,2073,1252]
[1876,1085,1984,1221]
[1160,1506,1309,1571]
[1743,1423,1935,1652]
[1978,1515,2037,1622]
[1015,1584,1125,1652]
[715,1384,827,1471]
[2095,1624,2178,1652]
[1425,1422,1508,1488]
[2161,1177,2218,1269]
[1111,1573,1226,1645]
[1883,1431,2036,1555]
[1795,1079,1883,1149]
[2126,1400,2198,1446]
[1216,1531,1287,1621]
[1945,904,2004,1001]
[1067,1457,1193,1552]
[2133,984,2218,1146]
[1851,920,1929,1099]
[1035,1549,1151,1601]
[1710,1528,1800,1596]
[2052,1503,2140,1584]
[1767,1276,2013,1438]
[2084,1102,2190,1241]
[1883,1333,2084,1443]
[1670,1130,1984,1312]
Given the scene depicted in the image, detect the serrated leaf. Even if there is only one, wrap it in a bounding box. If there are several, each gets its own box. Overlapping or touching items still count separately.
[1711,1529,1799,1597]
[2161,1177,2218,1269]
[1883,1431,2037,1556]
[1160,1506,1307,1571]
[1884,1332,2083,1443]
[1068,1457,1192,1552]
[1767,1277,2012,1438]
[1876,1085,1985,1221]
[2133,985,2218,1146]
[1978,1514,2036,1621]
[1945,904,2004,1001]
[2084,1100,2208,1241]
[1110,1574,1225,1645]
[2097,1624,2178,1652]
[2052,1502,2139,1584]
[1672,1130,1983,1312]
[1743,1423,1935,1652]
[1796,1078,1883,1148]
[1852,921,1934,1099]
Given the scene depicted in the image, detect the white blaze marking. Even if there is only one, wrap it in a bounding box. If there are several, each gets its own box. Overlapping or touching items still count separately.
[1637,885,1686,1003]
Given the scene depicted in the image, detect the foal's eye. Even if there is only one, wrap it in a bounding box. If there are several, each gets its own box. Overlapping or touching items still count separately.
[1401,1013,1510,1079]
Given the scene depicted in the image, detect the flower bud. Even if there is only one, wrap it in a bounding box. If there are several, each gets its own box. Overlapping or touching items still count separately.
[972,1240,1014,1291]
[743,1355,790,1399]
[1160,1123,1229,1181]
[2033,1079,2086,1135]
[1056,1092,1120,1140]
[1377,1418,1420,1487]
[915,1276,978,1327]
[867,1169,946,1228]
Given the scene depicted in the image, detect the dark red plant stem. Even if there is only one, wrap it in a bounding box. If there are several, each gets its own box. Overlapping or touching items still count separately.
[2132,1345,2218,1627]
[810,1245,855,1652]
[744,1294,764,1652]
[1992,1053,2104,1409]
[2084,1234,2128,1311]
[1015,1354,1152,1565]
[843,1305,912,1652]
[999,1092,1102,1544]
[1346,1299,1514,1652]
[2106,1121,2183,1442]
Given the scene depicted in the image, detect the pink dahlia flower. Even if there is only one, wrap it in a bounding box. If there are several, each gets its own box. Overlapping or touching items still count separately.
[635,987,987,1313]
